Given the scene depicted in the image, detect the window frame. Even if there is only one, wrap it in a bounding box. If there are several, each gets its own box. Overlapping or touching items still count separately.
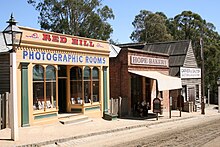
[70,66,100,106]
[33,64,58,113]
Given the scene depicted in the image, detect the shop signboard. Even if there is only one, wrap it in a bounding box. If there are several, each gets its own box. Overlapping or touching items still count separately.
[153,98,161,113]
[130,55,169,67]
[180,67,201,79]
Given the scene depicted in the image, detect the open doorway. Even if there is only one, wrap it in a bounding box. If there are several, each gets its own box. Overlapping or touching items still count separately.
[58,79,67,113]
[58,65,67,113]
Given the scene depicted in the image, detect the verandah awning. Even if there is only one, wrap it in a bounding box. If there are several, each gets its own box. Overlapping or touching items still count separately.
[128,70,182,91]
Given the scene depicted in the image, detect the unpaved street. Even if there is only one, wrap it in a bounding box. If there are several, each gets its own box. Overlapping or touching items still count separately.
[115,118,220,147]
[44,114,220,147]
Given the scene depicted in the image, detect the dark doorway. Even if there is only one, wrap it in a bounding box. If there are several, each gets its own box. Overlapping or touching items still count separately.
[131,74,142,112]
[58,65,67,113]
[189,87,195,104]
[145,78,151,109]
[58,79,67,113]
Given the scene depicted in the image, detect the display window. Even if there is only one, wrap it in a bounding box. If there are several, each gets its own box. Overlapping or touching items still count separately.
[70,67,83,104]
[33,64,57,111]
[84,66,91,103]
[70,66,100,105]
[92,67,99,102]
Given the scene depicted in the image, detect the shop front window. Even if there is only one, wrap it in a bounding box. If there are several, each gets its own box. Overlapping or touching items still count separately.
[70,66,100,105]
[33,65,44,110]
[84,66,91,103]
[46,65,56,109]
[92,67,99,102]
[33,64,57,111]
[70,67,82,104]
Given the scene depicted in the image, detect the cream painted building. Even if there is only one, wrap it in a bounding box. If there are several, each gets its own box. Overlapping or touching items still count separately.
[0,26,110,126]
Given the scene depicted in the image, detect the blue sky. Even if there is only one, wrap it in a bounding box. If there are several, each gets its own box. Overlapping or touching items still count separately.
[0,0,219,43]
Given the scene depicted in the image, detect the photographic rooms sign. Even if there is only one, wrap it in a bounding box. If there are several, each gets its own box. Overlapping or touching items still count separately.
[131,55,168,67]
[180,67,201,79]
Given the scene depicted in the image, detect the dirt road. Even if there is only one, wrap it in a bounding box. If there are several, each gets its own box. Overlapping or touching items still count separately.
[115,118,220,147]
[42,114,220,147]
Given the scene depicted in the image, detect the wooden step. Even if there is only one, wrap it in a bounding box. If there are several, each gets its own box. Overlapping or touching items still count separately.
[59,115,89,125]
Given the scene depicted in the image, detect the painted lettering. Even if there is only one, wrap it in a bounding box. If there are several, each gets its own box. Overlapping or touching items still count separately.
[60,36,67,43]
[52,35,59,42]
[42,34,51,41]
[22,51,107,65]
[72,38,78,45]
[23,51,28,59]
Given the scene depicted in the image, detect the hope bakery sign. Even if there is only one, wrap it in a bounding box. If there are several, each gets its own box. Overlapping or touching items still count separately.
[131,55,168,67]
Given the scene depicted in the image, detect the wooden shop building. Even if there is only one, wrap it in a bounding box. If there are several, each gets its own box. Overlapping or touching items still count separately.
[0,26,110,126]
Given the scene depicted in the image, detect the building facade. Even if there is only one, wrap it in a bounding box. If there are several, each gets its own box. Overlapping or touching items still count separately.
[119,40,201,111]
[109,47,181,116]
[0,26,110,126]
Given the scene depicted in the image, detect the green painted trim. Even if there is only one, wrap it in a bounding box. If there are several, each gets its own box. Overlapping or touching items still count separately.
[85,106,100,111]
[34,113,57,120]
[21,62,30,127]
[71,108,82,113]
[103,67,108,113]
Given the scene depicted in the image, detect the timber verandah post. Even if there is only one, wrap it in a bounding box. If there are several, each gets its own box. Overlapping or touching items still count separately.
[21,62,30,127]
[103,66,108,114]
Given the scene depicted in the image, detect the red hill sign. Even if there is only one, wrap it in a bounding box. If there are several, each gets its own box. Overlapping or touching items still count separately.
[42,33,95,47]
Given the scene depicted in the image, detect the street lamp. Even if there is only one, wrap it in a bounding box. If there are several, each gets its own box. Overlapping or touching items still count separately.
[217,77,220,113]
[3,14,22,48]
[2,14,22,141]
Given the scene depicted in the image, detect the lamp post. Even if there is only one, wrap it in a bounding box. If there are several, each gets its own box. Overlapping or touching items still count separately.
[2,14,22,141]
[200,36,205,114]
[217,77,220,113]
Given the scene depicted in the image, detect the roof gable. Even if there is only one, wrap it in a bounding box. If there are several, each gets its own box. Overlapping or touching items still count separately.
[183,41,198,68]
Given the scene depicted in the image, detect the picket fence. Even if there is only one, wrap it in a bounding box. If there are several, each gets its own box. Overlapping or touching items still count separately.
[0,92,9,129]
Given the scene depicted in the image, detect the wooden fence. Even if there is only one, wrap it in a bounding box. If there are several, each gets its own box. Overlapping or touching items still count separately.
[0,92,9,129]
[109,97,122,117]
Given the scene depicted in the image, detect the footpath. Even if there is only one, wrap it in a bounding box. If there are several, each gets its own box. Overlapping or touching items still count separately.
[0,104,220,147]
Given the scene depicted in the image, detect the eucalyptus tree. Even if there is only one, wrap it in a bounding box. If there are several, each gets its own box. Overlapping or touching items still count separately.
[171,11,220,99]
[27,0,115,40]
[130,10,172,43]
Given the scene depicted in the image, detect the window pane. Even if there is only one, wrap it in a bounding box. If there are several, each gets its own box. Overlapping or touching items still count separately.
[46,82,56,109]
[58,65,67,77]
[70,67,82,80]
[92,81,99,102]
[92,67,99,80]
[33,82,44,110]
[70,81,82,104]
[46,65,56,81]
[84,66,91,80]
[33,65,44,81]
[92,67,99,102]
[70,66,83,104]
[84,81,91,103]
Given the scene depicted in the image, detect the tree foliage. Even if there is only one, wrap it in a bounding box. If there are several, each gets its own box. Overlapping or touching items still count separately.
[130,10,172,43]
[27,0,114,40]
